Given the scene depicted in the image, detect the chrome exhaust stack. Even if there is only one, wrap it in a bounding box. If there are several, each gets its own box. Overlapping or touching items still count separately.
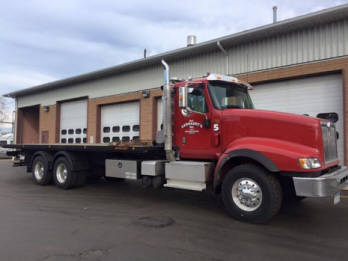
[160,60,175,161]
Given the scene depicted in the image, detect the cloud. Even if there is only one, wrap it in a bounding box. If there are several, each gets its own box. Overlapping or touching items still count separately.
[0,0,347,97]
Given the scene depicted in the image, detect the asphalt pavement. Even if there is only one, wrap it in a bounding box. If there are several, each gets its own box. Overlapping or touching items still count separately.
[0,159,347,261]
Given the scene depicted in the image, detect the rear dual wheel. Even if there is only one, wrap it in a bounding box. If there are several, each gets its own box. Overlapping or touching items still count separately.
[53,157,86,189]
[32,156,52,185]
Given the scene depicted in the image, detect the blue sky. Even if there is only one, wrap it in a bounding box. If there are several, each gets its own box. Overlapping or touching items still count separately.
[0,0,347,97]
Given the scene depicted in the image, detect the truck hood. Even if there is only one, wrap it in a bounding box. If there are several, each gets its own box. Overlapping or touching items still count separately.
[221,109,321,149]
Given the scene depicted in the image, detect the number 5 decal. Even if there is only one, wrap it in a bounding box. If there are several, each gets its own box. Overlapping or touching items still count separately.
[213,123,219,132]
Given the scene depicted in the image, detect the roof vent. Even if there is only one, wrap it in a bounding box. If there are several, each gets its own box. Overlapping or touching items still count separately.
[187,35,197,47]
[273,6,278,23]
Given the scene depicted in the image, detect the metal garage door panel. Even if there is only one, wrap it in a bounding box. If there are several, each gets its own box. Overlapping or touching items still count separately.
[60,99,87,144]
[101,101,140,143]
[250,74,344,164]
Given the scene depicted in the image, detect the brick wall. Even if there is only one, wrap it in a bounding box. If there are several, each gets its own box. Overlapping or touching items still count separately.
[39,105,57,143]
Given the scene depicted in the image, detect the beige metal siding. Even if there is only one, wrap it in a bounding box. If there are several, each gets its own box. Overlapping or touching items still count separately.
[17,19,348,108]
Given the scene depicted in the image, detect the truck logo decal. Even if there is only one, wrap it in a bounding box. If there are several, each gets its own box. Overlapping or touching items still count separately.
[181,120,203,129]
[181,120,202,135]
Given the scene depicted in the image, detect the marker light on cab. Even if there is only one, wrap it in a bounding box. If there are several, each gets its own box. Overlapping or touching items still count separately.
[298,158,321,169]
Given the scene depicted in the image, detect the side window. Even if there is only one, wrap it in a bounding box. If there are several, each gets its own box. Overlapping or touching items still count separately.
[188,86,208,113]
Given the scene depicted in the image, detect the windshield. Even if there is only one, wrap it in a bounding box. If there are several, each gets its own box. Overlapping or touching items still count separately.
[208,81,254,110]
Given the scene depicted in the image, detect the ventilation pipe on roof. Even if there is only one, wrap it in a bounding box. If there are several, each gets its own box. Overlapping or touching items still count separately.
[161,60,175,161]
[217,41,229,75]
[273,6,278,23]
[187,35,197,46]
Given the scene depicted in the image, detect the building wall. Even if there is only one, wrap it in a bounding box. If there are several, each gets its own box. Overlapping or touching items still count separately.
[39,105,57,143]
[16,18,348,108]
[24,56,348,166]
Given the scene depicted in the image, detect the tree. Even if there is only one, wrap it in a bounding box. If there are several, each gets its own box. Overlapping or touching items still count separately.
[0,97,14,123]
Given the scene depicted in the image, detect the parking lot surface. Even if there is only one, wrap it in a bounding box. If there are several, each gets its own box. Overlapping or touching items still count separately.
[0,159,348,261]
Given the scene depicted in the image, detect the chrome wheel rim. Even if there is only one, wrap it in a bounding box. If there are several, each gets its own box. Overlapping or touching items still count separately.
[56,163,68,184]
[34,161,44,181]
[231,178,263,212]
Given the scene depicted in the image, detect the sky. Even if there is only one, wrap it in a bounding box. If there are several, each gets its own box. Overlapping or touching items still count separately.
[0,0,347,98]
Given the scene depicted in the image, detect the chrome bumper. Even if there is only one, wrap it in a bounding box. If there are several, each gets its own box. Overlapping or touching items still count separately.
[293,166,348,197]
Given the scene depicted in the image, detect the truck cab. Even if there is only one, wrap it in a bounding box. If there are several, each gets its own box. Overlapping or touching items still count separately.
[170,72,348,222]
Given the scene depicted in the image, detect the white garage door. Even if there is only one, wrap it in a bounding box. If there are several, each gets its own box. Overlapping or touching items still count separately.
[250,74,344,164]
[101,101,140,143]
[60,99,87,144]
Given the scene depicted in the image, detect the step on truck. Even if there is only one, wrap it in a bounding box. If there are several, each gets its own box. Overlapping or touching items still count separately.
[3,60,348,223]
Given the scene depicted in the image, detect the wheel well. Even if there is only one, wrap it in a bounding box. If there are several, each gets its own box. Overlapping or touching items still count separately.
[214,156,276,194]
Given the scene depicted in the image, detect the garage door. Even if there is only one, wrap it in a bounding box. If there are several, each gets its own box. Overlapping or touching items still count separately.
[250,74,344,164]
[101,101,140,143]
[60,99,87,144]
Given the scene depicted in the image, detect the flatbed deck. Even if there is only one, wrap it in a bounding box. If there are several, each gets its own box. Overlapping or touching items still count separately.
[2,143,166,159]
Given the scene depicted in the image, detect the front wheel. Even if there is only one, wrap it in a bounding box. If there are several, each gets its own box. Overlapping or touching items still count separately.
[221,164,282,224]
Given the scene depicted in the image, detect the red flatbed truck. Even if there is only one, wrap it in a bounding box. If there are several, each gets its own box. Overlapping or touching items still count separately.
[3,60,348,223]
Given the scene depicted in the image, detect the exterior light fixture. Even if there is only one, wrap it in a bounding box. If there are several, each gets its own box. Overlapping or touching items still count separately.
[142,90,150,98]
[43,106,50,112]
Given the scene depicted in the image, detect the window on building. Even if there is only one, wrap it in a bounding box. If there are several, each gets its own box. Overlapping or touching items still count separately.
[112,126,120,133]
[122,126,130,132]
[122,136,130,142]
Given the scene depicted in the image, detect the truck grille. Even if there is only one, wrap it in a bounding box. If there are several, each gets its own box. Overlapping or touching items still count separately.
[321,122,338,164]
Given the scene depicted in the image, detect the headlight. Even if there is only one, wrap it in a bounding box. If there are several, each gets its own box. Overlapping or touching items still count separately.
[298,158,321,169]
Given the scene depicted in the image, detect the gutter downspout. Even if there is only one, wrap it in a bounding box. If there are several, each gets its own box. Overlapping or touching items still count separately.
[161,60,175,161]
[217,41,229,75]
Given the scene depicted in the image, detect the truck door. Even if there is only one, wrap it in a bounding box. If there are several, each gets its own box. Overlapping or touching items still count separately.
[174,83,216,159]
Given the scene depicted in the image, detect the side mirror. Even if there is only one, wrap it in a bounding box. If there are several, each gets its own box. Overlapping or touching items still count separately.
[179,86,188,108]
[316,112,339,123]
[203,118,211,129]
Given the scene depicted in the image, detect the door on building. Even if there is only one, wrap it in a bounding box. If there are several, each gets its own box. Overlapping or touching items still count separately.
[100,101,140,143]
[60,99,88,144]
[17,105,40,144]
[250,74,344,164]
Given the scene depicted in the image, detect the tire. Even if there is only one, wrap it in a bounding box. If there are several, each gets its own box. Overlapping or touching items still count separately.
[32,155,52,185]
[221,164,282,224]
[53,157,78,189]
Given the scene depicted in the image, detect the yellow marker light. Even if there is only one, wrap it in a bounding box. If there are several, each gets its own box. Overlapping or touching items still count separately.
[298,158,321,169]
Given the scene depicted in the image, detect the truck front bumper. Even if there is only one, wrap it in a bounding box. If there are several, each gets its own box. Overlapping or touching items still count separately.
[293,166,348,198]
